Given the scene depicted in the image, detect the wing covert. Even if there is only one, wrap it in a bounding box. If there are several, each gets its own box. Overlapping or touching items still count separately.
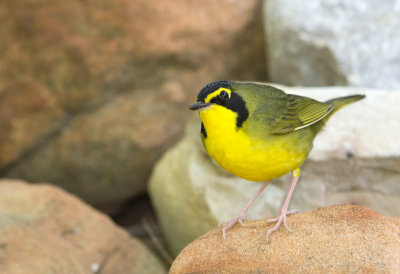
[270,95,334,135]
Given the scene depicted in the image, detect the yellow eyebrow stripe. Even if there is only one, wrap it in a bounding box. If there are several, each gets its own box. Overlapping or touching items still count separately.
[204,88,231,103]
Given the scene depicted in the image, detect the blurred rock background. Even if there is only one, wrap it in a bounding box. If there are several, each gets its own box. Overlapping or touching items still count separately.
[0,0,399,271]
[264,0,400,88]
[0,0,266,209]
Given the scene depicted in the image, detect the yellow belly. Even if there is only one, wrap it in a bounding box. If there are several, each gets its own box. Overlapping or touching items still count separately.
[200,105,311,182]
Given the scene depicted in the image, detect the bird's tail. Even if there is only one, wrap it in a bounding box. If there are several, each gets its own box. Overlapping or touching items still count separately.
[325,94,365,112]
[311,94,365,135]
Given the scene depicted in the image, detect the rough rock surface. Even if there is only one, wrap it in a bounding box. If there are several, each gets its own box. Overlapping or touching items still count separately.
[149,85,400,256]
[170,205,400,273]
[0,179,166,274]
[0,0,266,208]
[0,80,65,169]
[263,0,400,88]
[5,92,183,205]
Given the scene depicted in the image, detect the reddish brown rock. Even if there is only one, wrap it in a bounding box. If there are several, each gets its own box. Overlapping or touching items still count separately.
[0,80,65,168]
[0,0,266,207]
[0,179,166,274]
[170,205,400,273]
[6,92,184,206]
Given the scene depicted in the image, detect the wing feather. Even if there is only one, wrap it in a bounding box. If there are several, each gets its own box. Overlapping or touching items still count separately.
[270,95,333,135]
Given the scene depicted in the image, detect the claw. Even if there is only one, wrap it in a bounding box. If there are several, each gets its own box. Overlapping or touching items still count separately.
[220,213,246,239]
[266,213,285,241]
[266,208,299,241]
[267,216,279,223]
[283,216,292,232]
[267,209,299,223]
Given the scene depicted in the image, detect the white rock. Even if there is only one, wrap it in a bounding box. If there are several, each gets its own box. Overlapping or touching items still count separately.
[277,85,400,159]
[263,0,400,88]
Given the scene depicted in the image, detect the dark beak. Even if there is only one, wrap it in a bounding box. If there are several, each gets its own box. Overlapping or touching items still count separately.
[189,101,212,111]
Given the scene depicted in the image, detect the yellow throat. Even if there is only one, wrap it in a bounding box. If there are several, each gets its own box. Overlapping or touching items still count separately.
[199,105,309,182]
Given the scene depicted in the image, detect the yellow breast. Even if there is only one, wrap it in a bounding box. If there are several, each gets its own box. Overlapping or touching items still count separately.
[199,105,311,182]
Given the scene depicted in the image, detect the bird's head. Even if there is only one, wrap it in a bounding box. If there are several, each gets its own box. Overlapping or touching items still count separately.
[189,80,249,128]
[189,80,232,111]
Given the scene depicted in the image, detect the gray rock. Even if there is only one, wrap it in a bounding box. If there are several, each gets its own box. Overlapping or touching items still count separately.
[263,0,400,88]
[149,85,400,256]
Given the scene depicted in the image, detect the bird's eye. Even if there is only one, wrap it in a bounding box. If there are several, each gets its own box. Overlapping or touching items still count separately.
[219,90,229,100]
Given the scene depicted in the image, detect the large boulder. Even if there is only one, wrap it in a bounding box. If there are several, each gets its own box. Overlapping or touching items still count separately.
[170,205,400,273]
[263,0,400,88]
[149,85,400,256]
[0,179,166,273]
[0,80,65,170]
[0,0,266,207]
[5,92,183,206]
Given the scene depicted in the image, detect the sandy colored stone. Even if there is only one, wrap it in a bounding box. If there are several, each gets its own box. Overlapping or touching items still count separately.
[170,205,400,273]
[101,239,166,274]
[149,123,218,256]
[149,86,400,256]
[0,179,166,274]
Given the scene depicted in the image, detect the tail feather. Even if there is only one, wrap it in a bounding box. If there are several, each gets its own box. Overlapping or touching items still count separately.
[311,94,365,134]
[325,94,366,111]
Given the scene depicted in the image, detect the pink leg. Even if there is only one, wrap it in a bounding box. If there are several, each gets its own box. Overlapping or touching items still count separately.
[266,170,300,241]
[222,180,271,239]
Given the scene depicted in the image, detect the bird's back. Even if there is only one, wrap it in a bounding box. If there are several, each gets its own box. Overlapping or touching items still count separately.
[231,82,364,137]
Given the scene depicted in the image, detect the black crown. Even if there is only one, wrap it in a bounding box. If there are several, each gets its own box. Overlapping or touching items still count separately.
[197,80,231,102]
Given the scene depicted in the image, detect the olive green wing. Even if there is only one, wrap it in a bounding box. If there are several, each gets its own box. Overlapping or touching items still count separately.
[269,95,334,135]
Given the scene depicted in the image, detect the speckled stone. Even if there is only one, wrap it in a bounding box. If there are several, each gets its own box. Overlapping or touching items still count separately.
[170,205,400,273]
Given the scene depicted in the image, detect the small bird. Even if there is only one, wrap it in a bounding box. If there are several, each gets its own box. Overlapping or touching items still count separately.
[189,80,365,240]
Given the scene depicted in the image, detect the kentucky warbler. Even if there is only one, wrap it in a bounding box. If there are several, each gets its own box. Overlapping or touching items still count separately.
[189,80,365,240]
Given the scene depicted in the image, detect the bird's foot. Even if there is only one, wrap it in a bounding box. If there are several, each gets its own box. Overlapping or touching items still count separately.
[220,211,247,240]
[266,209,300,241]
